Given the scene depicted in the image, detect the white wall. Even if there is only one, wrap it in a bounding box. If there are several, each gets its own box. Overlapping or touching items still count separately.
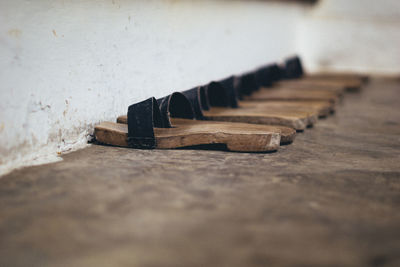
[297,0,400,74]
[0,0,306,175]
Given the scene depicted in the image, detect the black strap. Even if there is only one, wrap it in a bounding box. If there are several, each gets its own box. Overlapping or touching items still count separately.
[158,92,195,125]
[284,56,304,79]
[181,87,206,120]
[236,73,258,98]
[255,66,273,87]
[218,76,239,108]
[269,63,284,82]
[199,86,210,111]
[127,97,164,149]
[207,82,230,107]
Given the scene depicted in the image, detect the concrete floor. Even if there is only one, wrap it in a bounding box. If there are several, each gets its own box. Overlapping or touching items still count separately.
[1,79,399,267]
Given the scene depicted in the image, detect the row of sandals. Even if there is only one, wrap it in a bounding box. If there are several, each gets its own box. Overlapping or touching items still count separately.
[94,56,368,152]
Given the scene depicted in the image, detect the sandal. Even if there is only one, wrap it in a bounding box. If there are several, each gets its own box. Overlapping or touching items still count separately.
[240,71,341,104]
[283,56,366,91]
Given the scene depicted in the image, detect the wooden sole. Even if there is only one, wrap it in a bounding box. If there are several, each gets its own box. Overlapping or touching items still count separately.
[305,72,366,80]
[202,106,316,131]
[245,88,340,104]
[238,101,325,117]
[239,100,334,118]
[274,81,345,95]
[96,119,282,152]
[304,73,366,83]
[280,77,362,91]
[117,117,296,145]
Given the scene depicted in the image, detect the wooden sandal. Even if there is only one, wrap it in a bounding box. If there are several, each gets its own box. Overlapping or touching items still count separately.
[244,87,340,104]
[283,56,366,91]
[254,63,347,95]
[238,71,341,104]
[274,80,346,95]
[100,93,283,152]
[231,73,336,117]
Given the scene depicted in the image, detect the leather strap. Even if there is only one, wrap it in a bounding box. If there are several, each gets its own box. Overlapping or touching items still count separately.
[255,66,273,87]
[218,76,239,108]
[236,73,258,98]
[181,87,205,120]
[199,86,210,111]
[284,56,304,79]
[207,82,230,107]
[127,97,164,149]
[269,63,284,82]
[158,92,195,125]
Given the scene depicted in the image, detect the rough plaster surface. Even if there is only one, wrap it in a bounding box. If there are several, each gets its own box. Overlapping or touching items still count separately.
[0,0,305,175]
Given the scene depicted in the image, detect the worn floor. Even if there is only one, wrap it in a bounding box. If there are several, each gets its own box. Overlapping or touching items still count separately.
[1,79,400,267]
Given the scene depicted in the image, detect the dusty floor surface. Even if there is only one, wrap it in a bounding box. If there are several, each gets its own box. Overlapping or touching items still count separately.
[1,79,400,267]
